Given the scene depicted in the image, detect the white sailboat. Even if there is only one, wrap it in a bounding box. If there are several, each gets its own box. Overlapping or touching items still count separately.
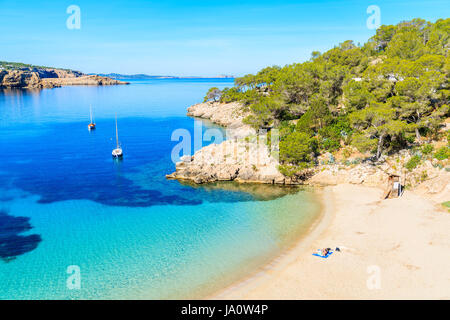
[88,105,96,130]
[112,114,123,158]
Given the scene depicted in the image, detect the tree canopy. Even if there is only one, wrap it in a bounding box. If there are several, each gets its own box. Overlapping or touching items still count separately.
[205,18,450,176]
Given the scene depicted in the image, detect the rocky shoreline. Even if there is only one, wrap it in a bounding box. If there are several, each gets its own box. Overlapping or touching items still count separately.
[167,101,295,185]
[0,68,129,89]
[187,101,248,128]
[168,101,449,194]
[166,138,291,184]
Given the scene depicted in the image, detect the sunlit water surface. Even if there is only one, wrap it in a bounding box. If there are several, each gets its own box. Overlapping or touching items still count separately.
[0,79,320,299]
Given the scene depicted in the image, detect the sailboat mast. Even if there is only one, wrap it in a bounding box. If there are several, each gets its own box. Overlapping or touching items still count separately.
[115,114,119,148]
[90,105,93,123]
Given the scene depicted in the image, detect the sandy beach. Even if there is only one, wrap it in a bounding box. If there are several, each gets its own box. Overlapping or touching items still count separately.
[214,184,450,299]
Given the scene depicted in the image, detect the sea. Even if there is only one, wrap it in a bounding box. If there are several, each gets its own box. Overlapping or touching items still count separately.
[0,78,320,299]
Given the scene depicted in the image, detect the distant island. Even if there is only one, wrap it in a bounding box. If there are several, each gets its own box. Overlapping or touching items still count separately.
[0,61,233,89]
[0,61,128,89]
[94,73,235,80]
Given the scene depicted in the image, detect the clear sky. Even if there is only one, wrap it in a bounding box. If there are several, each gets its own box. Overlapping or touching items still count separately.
[1,0,449,76]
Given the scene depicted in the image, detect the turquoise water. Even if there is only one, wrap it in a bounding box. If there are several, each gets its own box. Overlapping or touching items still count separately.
[0,79,320,299]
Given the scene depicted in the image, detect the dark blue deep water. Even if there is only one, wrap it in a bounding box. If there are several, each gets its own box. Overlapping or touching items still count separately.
[0,79,246,207]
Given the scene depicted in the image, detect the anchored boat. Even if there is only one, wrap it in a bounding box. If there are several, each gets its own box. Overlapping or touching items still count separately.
[88,105,96,130]
[112,114,123,159]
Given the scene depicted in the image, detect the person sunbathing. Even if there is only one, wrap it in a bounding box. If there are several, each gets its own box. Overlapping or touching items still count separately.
[313,248,334,258]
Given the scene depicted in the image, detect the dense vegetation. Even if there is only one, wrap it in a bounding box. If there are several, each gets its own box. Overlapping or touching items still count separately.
[204,18,450,176]
[0,61,75,72]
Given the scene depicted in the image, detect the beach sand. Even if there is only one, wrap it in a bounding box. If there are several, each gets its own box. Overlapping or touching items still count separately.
[213,184,450,299]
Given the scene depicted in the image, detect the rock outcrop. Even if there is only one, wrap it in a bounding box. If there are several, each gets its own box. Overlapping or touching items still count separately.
[167,101,294,184]
[187,101,255,139]
[31,68,83,79]
[307,163,390,187]
[41,75,127,87]
[187,101,248,127]
[0,69,128,89]
[413,170,450,203]
[166,139,294,185]
[307,150,449,191]
[0,70,43,88]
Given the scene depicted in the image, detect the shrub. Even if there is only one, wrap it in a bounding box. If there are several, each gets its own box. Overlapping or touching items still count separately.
[405,155,421,171]
[219,87,244,103]
[434,146,450,160]
[421,144,434,155]
[278,163,311,177]
[278,164,297,177]
[405,135,416,144]
[420,170,428,182]
[329,154,335,164]
[317,116,352,152]
[203,87,222,102]
[320,137,341,152]
[342,147,352,159]
[351,133,377,153]
[442,201,450,212]
[295,111,314,135]
[279,132,317,166]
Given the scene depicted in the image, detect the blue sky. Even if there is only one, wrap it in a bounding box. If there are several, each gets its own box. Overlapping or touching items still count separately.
[0,0,449,76]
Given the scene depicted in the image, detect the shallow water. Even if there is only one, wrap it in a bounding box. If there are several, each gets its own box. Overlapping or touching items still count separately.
[0,79,320,299]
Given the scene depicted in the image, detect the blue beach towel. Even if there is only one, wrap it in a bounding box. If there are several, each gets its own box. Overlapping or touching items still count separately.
[312,251,333,259]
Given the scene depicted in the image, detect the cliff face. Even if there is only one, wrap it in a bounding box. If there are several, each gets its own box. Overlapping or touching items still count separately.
[32,68,83,79]
[0,69,128,89]
[0,70,43,88]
